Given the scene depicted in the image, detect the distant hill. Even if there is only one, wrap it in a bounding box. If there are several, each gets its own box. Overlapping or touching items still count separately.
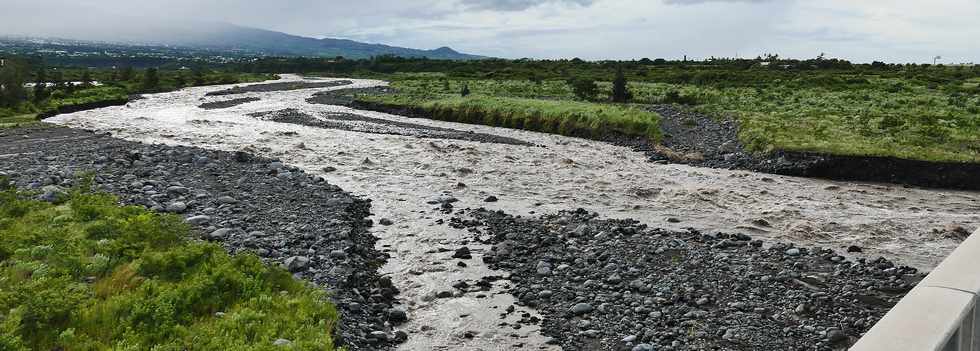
[160,23,483,60]
[0,22,483,60]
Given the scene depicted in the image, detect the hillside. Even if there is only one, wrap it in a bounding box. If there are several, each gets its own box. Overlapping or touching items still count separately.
[164,23,483,60]
[0,22,482,60]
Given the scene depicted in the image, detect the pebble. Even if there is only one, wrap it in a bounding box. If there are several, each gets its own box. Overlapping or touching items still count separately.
[208,228,236,240]
[570,303,594,315]
[166,201,187,213]
[186,215,211,225]
[284,256,311,272]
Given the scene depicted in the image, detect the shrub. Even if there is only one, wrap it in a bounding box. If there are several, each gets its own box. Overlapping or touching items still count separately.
[567,77,598,101]
[0,189,339,350]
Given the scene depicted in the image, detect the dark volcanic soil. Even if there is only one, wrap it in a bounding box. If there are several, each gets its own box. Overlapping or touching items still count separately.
[451,208,920,351]
[206,80,354,96]
[0,126,406,350]
[306,86,396,106]
[198,97,261,110]
[249,108,535,146]
[646,105,980,190]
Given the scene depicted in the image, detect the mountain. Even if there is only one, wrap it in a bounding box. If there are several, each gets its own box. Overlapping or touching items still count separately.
[0,20,483,60]
[154,23,484,60]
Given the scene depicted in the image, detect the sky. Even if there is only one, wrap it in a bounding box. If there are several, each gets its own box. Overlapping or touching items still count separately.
[1,0,977,63]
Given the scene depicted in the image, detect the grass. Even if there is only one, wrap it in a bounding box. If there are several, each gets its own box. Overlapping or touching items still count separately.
[358,93,662,141]
[361,75,979,163]
[619,79,980,162]
[0,114,39,129]
[0,180,339,350]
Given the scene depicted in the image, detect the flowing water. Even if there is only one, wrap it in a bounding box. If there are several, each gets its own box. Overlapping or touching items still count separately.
[49,75,980,350]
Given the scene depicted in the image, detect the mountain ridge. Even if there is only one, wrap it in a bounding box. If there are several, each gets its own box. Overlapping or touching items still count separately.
[1,22,484,60]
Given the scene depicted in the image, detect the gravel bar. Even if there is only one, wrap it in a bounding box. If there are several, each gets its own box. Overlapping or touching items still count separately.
[452,208,922,351]
[0,126,406,350]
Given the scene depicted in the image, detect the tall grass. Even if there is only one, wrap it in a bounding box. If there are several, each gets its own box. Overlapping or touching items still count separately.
[371,76,980,163]
[0,186,338,350]
[359,94,662,141]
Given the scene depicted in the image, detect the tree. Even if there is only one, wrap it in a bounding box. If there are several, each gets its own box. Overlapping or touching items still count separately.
[611,67,631,103]
[33,69,48,102]
[174,74,186,88]
[460,84,471,97]
[79,70,93,87]
[142,68,159,91]
[0,58,29,108]
[567,77,597,101]
[119,66,134,81]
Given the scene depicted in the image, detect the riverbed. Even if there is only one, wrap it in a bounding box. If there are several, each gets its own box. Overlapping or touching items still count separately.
[48,74,980,350]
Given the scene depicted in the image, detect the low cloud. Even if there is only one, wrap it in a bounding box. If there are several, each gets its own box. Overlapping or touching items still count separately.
[663,0,775,5]
[459,0,597,11]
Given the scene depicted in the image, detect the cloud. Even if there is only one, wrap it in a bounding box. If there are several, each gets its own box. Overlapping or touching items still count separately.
[663,0,775,5]
[459,0,597,11]
[0,0,976,63]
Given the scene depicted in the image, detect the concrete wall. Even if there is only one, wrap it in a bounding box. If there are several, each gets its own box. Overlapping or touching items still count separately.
[851,228,980,351]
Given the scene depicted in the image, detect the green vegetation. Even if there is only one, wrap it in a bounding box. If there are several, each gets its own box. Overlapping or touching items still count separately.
[0,182,338,350]
[283,56,978,163]
[0,55,275,119]
[360,93,661,140]
[0,114,39,129]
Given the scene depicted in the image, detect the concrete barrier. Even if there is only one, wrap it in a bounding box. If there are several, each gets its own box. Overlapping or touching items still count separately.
[851,228,980,351]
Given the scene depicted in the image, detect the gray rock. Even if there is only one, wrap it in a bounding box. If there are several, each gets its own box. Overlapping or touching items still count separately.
[38,185,67,203]
[570,302,594,315]
[186,215,211,225]
[827,329,847,343]
[217,196,238,204]
[285,256,311,272]
[378,218,394,226]
[632,343,655,351]
[166,186,189,194]
[536,261,552,275]
[329,249,347,259]
[273,338,291,346]
[166,201,187,213]
[208,228,236,240]
[785,248,801,256]
[388,308,408,323]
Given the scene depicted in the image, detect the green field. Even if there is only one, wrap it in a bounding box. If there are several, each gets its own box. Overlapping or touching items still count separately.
[347,68,980,163]
[0,182,338,350]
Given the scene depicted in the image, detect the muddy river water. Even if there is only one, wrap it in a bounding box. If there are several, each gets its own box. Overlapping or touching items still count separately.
[48,75,980,350]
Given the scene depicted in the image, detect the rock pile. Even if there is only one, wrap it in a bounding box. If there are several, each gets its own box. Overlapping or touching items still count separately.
[452,208,921,351]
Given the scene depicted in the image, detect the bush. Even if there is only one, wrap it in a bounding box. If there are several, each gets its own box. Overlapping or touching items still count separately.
[0,189,339,350]
[567,77,598,101]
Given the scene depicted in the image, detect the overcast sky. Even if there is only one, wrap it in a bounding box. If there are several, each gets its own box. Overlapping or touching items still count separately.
[2,0,977,63]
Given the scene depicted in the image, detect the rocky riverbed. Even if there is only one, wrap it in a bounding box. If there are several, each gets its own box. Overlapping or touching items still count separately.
[0,126,402,350]
[453,208,920,350]
[41,74,980,350]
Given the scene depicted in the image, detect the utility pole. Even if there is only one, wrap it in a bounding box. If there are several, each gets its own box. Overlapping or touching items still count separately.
[934,55,942,65]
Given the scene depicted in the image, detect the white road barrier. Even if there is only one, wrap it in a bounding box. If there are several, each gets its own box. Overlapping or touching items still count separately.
[852,228,980,351]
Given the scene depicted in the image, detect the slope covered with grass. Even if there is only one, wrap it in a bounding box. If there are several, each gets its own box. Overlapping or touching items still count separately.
[359,73,979,163]
[356,91,661,142]
[0,183,338,350]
